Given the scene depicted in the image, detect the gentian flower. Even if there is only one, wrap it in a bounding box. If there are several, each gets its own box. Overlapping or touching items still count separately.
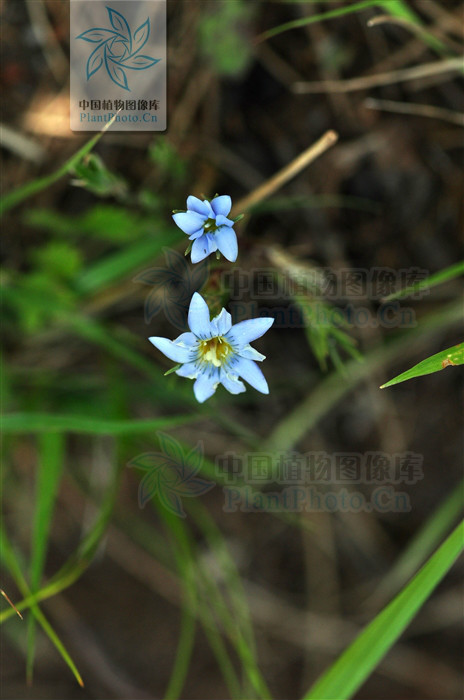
[149,293,274,403]
[173,195,238,264]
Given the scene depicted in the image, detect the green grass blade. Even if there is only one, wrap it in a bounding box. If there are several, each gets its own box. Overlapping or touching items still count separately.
[0,118,116,217]
[368,479,464,608]
[163,590,197,700]
[1,413,197,435]
[383,260,464,302]
[257,0,378,42]
[75,231,181,295]
[26,433,65,683]
[0,528,84,687]
[266,299,463,451]
[0,454,123,625]
[380,342,463,388]
[67,316,200,406]
[187,500,271,699]
[258,0,446,54]
[304,519,464,700]
[157,509,242,699]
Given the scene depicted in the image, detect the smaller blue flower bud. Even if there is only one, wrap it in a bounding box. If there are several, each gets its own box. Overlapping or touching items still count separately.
[173,195,238,264]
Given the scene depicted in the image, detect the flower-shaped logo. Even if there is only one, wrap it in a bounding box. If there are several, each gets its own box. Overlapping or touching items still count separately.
[128,433,214,517]
[134,248,209,330]
[76,6,160,91]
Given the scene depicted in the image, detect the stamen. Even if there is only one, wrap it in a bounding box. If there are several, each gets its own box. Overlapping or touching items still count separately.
[198,337,232,367]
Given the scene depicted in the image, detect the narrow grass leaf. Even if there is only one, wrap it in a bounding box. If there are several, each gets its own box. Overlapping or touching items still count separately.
[258,0,446,54]
[156,508,242,699]
[257,1,385,42]
[0,455,123,625]
[2,413,197,435]
[380,342,463,388]
[383,260,464,302]
[266,299,463,451]
[304,520,464,700]
[76,231,182,295]
[0,528,84,687]
[27,433,65,682]
[367,479,464,608]
[0,119,116,216]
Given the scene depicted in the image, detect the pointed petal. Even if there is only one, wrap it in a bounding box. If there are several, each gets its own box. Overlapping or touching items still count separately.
[215,214,234,228]
[206,233,218,252]
[188,293,211,338]
[191,235,211,263]
[187,195,212,217]
[173,211,205,234]
[176,361,200,378]
[226,317,274,346]
[239,344,266,361]
[215,227,238,262]
[193,372,218,403]
[211,195,232,217]
[220,370,246,395]
[149,336,193,363]
[210,308,232,336]
[233,357,269,394]
[188,229,204,241]
[174,332,198,347]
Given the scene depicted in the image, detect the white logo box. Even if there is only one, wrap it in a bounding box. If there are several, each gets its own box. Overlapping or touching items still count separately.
[70,0,166,131]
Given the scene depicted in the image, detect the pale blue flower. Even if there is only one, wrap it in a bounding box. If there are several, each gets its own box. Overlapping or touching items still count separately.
[173,195,238,264]
[149,293,274,403]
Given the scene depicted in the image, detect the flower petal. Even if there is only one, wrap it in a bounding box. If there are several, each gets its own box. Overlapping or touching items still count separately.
[215,227,238,262]
[239,344,266,361]
[174,332,198,348]
[173,211,205,235]
[193,372,219,403]
[188,229,204,241]
[215,214,234,228]
[149,336,193,363]
[210,308,232,336]
[226,317,274,346]
[211,195,232,217]
[191,235,211,263]
[187,195,212,217]
[233,357,269,394]
[188,292,211,338]
[220,370,246,395]
[176,361,200,378]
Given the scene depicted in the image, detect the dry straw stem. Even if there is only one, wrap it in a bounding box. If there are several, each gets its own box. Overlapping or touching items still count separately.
[364,98,464,126]
[1,589,23,620]
[232,129,339,215]
[293,56,464,94]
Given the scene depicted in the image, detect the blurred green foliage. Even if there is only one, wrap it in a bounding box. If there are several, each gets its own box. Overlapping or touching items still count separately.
[71,153,128,199]
[198,0,256,76]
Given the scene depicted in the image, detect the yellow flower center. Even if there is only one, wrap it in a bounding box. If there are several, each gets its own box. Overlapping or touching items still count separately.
[198,336,232,367]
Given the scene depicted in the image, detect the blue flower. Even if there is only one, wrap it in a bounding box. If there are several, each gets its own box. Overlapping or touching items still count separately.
[173,195,238,264]
[149,293,274,403]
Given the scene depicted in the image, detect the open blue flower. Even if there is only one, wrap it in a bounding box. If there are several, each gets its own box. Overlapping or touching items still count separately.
[149,293,274,403]
[173,195,238,264]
